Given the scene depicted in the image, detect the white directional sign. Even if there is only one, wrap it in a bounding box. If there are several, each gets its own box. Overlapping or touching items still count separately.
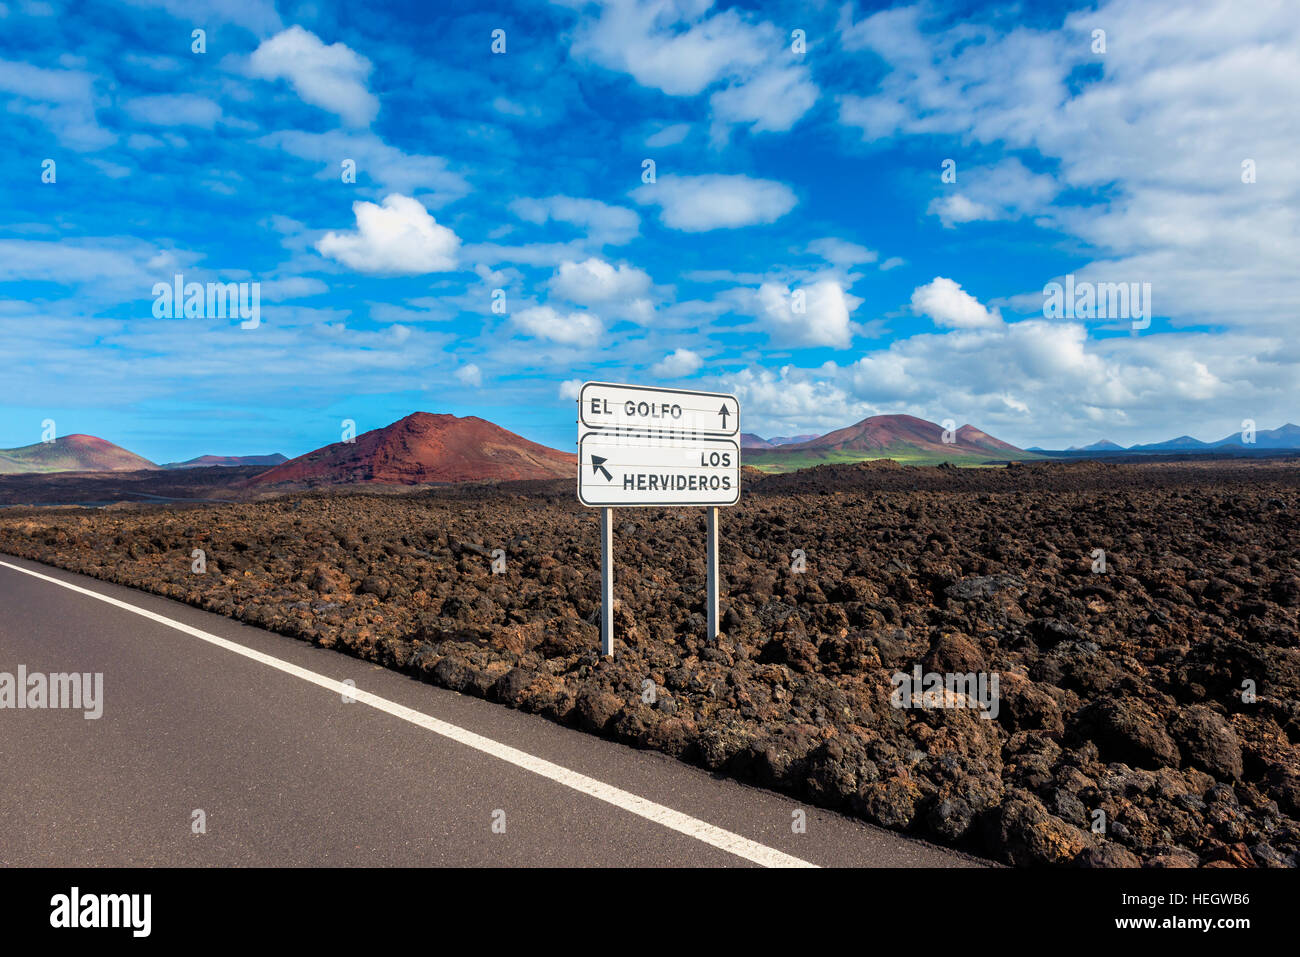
[577,430,740,507]
[576,381,741,654]
[579,381,739,437]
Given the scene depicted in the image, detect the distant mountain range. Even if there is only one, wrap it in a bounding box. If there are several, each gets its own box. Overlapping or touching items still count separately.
[162,453,288,469]
[251,412,575,486]
[740,433,818,449]
[1062,424,1300,453]
[1067,439,1125,452]
[0,436,294,476]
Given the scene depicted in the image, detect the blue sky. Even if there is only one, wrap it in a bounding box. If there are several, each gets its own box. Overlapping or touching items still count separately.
[1,0,1296,461]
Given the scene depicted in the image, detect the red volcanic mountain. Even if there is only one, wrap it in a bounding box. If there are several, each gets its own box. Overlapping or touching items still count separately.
[784,414,1026,457]
[953,424,1025,455]
[0,434,158,474]
[251,412,576,486]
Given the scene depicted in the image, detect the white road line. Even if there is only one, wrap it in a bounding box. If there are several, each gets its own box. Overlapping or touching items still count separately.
[0,559,816,869]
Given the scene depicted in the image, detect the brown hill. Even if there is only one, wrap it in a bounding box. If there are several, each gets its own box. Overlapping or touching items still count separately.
[0,434,158,474]
[954,424,1024,454]
[251,413,576,486]
[784,413,1023,456]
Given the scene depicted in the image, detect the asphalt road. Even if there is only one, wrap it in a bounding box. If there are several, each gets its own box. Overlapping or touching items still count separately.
[0,554,985,868]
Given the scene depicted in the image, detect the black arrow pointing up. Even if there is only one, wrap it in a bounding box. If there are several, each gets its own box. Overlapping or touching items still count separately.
[718,404,730,428]
[590,454,613,481]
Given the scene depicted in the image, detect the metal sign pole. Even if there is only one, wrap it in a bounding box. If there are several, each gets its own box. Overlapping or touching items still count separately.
[706,506,719,640]
[601,506,614,656]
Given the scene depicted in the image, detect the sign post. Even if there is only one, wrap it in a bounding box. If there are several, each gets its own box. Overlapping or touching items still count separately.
[600,506,613,657]
[577,381,740,655]
[706,506,719,640]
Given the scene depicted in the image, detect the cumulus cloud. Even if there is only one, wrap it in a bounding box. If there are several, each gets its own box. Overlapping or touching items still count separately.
[559,379,584,400]
[454,363,482,387]
[569,0,816,134]
[549,258,652,305]
[723,314,1290,448]
[316,194,460,274]
[650,347,703,378]
[710,64,818,134]
[723,366,874,436]
[632,174,796,231]
[571,0,770,96]
[513,305,601,344]
[927,194,996,228]
[509,196,640,246]
[927,159,1060,227]
[248,26,378,127]
[837,0,1300,331]
[754,280,860,348]
[807,237,878,268]
[911,277,1002,329]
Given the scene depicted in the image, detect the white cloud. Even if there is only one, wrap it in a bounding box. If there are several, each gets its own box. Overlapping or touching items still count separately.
[559,379,583,400]
[462,240,589,269]
[549,258,652,305]
[754,280,860,348]
[571,0,770,96]
[632,173,796,231]
[710,64,818,134]
[927,194,995,228]
[247,26,378,127]
[722,315,1295,449]
[911,277,1002,330]
[455,363,482,387]
[927,158,1060,227]
[255,130,467,204]
[0,58,112,150]
[513,305,601,344]
[837,0,1300,332]
[807,237,878,267]
[509,195,640,245]
[570,0,817,134]
[0,238,163,287]
[723,366,873,436]
[316,194,460,274]
[650,347,703,378]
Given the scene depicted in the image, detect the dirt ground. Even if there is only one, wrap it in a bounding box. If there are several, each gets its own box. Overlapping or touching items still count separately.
[2,458,1297,867]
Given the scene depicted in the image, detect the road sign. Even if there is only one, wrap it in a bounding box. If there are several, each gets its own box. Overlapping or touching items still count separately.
[577,431,740,507]
[576,381,740,657]
[579,381,739,437]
